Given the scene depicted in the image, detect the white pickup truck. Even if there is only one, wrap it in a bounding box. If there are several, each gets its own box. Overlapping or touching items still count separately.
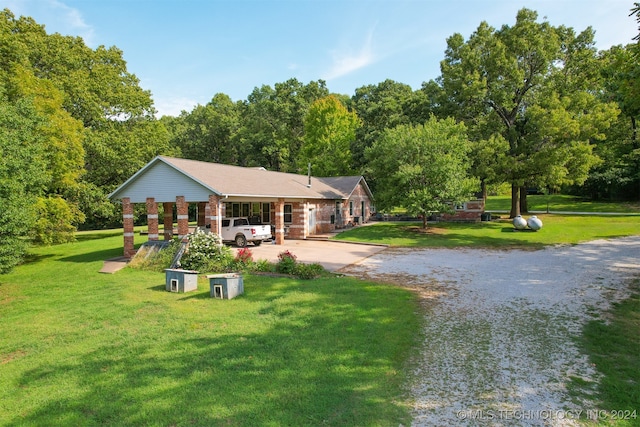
[219,217,272,247]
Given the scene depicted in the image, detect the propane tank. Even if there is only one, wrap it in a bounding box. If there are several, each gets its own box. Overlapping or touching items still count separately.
[513,215,527,230]
[527,215,543,231]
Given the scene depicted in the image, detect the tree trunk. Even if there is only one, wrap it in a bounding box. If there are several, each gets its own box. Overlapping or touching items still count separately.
[510,184,520,218]
[422,213,428,229]
[632,116,640,201]
[519,186,528,213]
[481,179,488,202]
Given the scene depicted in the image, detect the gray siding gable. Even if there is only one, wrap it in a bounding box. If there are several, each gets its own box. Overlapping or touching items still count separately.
[109,160,219,203]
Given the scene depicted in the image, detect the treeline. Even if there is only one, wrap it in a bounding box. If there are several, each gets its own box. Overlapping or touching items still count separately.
[1,7,639,272]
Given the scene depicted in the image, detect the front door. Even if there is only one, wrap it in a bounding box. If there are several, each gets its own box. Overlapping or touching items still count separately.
[308,208,316,235]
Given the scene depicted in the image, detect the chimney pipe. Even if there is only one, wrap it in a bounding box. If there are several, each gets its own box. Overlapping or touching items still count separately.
[307,163,311,188]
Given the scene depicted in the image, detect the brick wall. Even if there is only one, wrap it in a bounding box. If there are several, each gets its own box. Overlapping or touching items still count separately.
[441,199,485,222]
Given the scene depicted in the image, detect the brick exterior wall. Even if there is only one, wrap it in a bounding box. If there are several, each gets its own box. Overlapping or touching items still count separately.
[344,183,371,226]
[288,201,306,239]
[441,199,485,222]
[313,200,338,234]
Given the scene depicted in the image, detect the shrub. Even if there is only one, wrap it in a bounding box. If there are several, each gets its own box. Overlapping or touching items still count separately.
[276,250,297,274]
[254,259,275,273]
[235,247,253,264]
[180,229,233,272]
[230,247,255,272]
[293,262,325,279]
[32,196,84,245]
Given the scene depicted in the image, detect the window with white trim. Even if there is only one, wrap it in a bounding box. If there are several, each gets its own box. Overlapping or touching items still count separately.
[284,204,292,223]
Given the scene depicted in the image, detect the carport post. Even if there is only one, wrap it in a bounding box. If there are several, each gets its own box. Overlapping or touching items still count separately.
[146,197,159,241]
[176,196,189,239]
[197,202,206,227]
[163,202,173,240]
[208,194,220,237]
[122,197,135,258]
[275,198,285,245]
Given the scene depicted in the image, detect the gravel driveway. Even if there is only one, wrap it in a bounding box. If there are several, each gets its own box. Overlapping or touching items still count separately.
[341,236,640,426]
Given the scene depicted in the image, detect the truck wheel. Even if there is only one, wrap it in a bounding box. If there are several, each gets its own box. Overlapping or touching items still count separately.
[253,240,262,246]
[235,234,247,247]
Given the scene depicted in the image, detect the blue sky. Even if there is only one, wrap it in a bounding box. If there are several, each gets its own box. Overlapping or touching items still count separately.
[3,0,638,117]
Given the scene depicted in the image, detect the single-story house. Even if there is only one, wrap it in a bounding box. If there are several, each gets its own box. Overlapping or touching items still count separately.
[108,156,375,257]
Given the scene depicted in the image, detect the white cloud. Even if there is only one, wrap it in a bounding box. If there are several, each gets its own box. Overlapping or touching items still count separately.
[153,96,200,118]
[4,0,96,46]
[322,28,376,81]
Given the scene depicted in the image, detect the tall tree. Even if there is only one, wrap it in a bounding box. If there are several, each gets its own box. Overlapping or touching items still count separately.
[351,79,415,172]
[365,116,478,228]
[0,91,48,272]
[239,78,329,171]
[594,41,640,200]
[1,8,173,229]
[172,93,241,164]
[298,95,361,176]
[440,8,617,216]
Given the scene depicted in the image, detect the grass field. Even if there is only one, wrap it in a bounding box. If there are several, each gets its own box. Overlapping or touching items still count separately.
[571,280,640,427]
[0,231,421,426]
[1,210,639,426]
[485,194,640,213]
[334,214,640,249]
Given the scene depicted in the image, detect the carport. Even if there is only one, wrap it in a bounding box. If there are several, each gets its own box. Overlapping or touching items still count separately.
[108,156,375,258]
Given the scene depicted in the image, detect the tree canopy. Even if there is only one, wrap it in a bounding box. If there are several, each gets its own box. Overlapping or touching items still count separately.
[440,8,618,216]
[299,95,360,177]
[365,116,478,228]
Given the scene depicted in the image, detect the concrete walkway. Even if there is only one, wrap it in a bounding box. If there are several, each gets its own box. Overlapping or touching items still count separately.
[246,239,387,272]
[99,256,130,274]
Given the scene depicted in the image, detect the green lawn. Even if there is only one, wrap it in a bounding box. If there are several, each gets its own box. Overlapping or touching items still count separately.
[335,214,640,248]
[2,213,639,425]
[0,231,421,426]
[571,280,640,427]
[485,194,640,213]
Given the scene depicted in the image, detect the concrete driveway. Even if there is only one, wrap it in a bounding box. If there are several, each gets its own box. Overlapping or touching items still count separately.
[241,239,387,272]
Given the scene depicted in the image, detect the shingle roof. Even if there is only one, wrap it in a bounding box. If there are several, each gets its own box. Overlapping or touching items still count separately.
[110,156,372,201]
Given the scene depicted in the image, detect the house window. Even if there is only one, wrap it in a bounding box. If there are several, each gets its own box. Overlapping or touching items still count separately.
[349,201,353,215]
[455,203,465,210]
[284,204,293,223]
[262,203,270,224]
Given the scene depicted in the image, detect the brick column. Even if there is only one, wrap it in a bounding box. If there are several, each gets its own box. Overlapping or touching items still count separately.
[122,197,135,258]
[275,198,285,245]
[163,202,173,240]
[208,195,220,236]
[197,202,206,227]
[204,203,211,227]
[176,196,189,239]
[146,197,159,241]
